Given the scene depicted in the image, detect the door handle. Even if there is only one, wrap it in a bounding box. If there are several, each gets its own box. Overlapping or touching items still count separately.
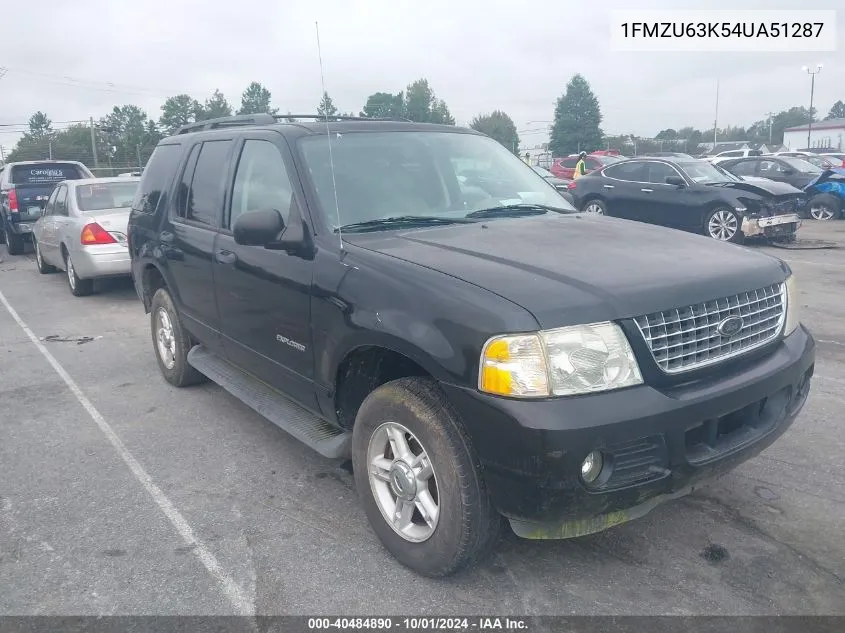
[602,184,615,189]
[215,249,237,265]
[641,188,654,193]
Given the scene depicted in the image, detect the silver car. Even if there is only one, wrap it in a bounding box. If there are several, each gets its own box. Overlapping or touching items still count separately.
[32,177,140,296]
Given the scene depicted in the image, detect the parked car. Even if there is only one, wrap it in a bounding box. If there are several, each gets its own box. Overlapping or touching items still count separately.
[803,167,845,221]
[128,114,813,577]
[708,149,763,164]
[32,177,140,296]
[0,160,94,255]
[570,157,805,243]
[719,156,822,191]
[804,155,839,170]
[549,153,623,179]
[641,152,697,159]
[819,153,845,168]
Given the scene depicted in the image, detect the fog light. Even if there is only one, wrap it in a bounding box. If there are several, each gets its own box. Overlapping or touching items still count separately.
[581,450,604,484]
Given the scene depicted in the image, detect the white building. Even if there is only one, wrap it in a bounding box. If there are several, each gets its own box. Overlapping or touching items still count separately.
[782,118,845,151]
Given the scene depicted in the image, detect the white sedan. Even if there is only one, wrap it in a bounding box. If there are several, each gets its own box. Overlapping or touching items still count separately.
[32,177,140,296]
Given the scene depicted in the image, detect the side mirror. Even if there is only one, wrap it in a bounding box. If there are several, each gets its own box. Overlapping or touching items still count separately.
[665,176,686,187]
[233,208,285,246]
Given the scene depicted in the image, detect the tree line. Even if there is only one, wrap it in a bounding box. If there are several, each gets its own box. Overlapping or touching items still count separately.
[548,74,845,157]
[7,74,843,168]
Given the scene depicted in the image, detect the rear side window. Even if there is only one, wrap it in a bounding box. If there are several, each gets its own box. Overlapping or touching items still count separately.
[730,160,758,176]
[180,140,233,227]
[560,157,579,168]
[132,144,182,215]
[10,163,83,184]
[604,161,648,181]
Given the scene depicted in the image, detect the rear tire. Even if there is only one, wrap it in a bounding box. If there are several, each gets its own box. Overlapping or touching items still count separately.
[5,229,24,255]
[150,288,207,387]
[581,198,607,215]
[808,194,842,221]
[64,251,94,296]
[352,377,501,577]
[34,239,56,274]
[704,207,744,243]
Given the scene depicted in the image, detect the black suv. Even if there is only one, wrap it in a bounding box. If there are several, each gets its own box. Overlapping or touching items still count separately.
[128,114,815,577]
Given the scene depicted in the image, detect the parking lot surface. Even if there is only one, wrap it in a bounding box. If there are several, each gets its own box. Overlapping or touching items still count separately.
[1,222,844,616]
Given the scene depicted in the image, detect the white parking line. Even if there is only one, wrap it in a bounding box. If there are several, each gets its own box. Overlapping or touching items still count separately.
[0,289,254,617]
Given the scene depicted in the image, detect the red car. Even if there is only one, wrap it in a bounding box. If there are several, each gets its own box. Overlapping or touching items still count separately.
[549,153,625,179]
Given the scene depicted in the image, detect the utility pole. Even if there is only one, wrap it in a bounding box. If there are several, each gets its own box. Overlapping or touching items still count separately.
[802,64,823,148]
[136,144,142,169]
[48,140,53,160]
[713,79,719,149]
[89,117,99,168]
[765,112,775,146]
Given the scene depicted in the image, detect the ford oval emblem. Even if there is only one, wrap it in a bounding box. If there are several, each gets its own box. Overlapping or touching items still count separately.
[717,315,744,337]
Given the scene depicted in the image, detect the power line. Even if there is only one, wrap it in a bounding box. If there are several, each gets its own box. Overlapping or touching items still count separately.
[0,65,190,99]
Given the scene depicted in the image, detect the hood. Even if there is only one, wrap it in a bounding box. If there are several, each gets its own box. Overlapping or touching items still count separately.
[709,179,802,196]
[343,214,788,329]
[805,167,845,189]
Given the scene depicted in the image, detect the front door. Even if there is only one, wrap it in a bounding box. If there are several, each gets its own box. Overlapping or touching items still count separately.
[637,162,691,229]
[213,134,317,411]
[165,138,234,347]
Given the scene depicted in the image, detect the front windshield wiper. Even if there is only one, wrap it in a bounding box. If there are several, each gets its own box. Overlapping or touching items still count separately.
[464,203,565,219]
[334,215,476,233]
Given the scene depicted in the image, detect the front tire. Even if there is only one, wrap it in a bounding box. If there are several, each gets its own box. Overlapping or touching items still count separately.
[34,239,56,274]
[352,377,501,577]
[150,288,207,387]
[808,194,841,221]
[704,207,744,243]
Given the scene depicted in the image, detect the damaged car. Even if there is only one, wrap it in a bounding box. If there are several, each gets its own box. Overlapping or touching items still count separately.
[570,157,805,243]
[803,166,845,221]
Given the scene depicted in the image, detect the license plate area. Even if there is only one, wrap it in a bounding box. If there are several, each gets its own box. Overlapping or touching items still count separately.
[758,214,799,227]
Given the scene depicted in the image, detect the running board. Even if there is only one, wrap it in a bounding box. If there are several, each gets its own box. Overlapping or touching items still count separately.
[187,345,351,459]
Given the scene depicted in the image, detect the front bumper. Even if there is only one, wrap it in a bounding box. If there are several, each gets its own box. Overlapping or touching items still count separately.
[442,325,815,537]
[742,213,801,238]
[70,245,131,279]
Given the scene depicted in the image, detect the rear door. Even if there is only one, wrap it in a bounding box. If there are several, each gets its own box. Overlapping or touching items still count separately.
[166,137,235,345]
[35,187,60,264]
[599,161,650,219]
[214,133,317,409]
[48,185,71,261]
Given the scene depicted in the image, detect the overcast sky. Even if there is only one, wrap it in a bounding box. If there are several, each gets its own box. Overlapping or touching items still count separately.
[0,0,841,152]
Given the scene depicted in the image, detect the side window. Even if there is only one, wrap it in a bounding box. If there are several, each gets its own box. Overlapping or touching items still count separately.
[54,186,68,216]
[132,144,182,215]
[585,158,601,169]
[759,160,785,174]
[604,161,648,182]
[175,144,201,220]
[44,187,60,215]
[229,140,293,229]
[182,140,233,227]
[560,157,579,168]
[647,162,681,184]
[731,160,758,176]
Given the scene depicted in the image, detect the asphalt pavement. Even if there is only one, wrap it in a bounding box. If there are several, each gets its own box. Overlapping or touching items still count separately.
[1,222,843,616]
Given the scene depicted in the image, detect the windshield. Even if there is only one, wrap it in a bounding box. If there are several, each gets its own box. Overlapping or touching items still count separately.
[779,157,822,173]
[677,160,741,184]
[298,131,574,230]
[75,181,139,212]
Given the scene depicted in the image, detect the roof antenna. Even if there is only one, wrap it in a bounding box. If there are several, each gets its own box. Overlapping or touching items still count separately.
[315,21,343,250]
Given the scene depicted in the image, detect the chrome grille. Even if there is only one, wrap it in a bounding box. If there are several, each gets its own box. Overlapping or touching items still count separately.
[633,283,785,373]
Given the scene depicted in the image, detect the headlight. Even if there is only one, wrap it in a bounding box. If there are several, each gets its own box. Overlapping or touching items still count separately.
[479,322,643,398]
[784,274,800,336]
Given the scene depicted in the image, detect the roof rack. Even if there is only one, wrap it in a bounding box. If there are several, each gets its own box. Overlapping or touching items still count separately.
[272,114,411,122]
[176,114,277,135]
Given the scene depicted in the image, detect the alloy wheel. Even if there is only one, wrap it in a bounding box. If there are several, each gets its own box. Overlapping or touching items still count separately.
[367,421,440,543]
[584,203,604,215]
[708,209,738,241]
[66,257,76,290]
[155,307,177,370]
[809,204,835,221]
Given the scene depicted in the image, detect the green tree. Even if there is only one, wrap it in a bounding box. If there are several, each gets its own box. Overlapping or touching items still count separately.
[28,111,53,139]
[470,111,520,153]
[317,91,339,117]
[549,74,603,156]
[159,94,203,134]
[403,79,454,124]
[199,89,233,120]
[771,107,813,145]
[360,91,405,118]
[655,129,678,140]
[238,82,277,115]
[826,100,845,120]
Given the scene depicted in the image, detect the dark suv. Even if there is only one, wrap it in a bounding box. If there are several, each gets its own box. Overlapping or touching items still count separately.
[128,114,815,577]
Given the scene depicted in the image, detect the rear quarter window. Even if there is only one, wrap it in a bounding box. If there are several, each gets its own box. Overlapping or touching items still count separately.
[10,164,84,184]
[131,144,182,214]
